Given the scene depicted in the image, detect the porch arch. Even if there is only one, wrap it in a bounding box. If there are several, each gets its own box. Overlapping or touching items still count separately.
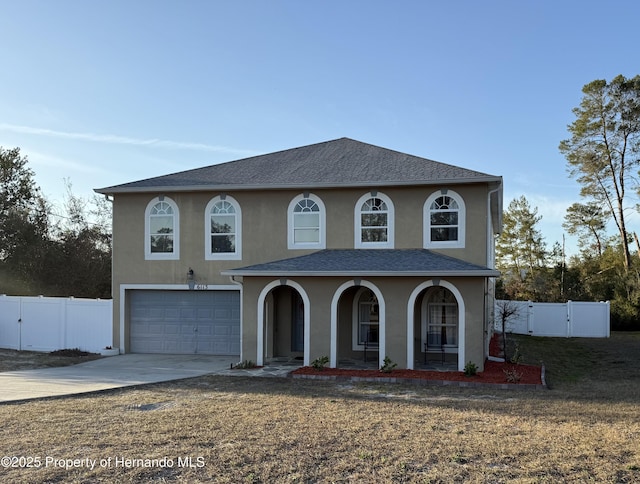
[406,280,466,371]
[257,279,311,367]
[330,280,385,368]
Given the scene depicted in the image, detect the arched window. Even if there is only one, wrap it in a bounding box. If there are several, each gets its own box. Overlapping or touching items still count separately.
[355,192,394,248]
[205,195,242,260]
[352,288,380,350]
[145,196,179,260]
[424,190,465,248]
[422,286,458,349]
[287,193,326,249]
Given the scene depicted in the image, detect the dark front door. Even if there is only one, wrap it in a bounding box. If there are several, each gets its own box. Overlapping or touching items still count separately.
[291,291,304,352]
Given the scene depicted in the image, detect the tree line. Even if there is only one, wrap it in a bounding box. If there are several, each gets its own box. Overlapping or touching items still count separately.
[0,147,111,299]
[497,74,640,330]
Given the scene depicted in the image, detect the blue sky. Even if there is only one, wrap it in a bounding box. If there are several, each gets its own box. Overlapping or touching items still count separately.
[1,1,639,255]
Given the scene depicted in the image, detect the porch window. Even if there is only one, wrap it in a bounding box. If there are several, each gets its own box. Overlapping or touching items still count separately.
[145,196,179,260]
[357,289,379,347]
[424,287,458,349]
[427,303,458,347]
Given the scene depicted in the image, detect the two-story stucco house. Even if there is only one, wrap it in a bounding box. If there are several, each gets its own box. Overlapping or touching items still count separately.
[95,138,502,371]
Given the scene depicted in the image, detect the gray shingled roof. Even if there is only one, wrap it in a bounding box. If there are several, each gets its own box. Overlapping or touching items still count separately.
[221,249,500,277]
[95,138,501,194]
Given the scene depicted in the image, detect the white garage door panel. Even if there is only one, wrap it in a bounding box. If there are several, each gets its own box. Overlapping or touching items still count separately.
[130,290,240,355]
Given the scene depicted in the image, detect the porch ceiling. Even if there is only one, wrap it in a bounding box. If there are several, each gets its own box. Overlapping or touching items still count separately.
[221,249,500,277]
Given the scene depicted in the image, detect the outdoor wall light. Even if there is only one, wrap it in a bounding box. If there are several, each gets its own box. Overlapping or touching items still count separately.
[187,268,195,290]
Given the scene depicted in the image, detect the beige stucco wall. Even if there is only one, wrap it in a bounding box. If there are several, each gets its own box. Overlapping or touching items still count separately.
[112,184,491,281]
[110,183,494,353]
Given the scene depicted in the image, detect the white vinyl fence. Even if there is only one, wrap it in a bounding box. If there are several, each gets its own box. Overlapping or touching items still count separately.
[0,295,113,353]
[495,300,610,338]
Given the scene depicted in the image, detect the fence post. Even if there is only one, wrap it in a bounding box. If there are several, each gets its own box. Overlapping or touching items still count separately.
[62,297,68,349]
[567,300,572,337]
[19,297,23,351]
[527,301,533,334]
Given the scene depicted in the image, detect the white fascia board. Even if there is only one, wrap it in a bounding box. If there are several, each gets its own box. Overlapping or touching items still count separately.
[220,270,501,278]
[94,177,503,196]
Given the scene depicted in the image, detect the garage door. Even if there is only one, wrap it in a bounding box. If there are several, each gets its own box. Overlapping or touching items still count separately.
[129,290,240,355]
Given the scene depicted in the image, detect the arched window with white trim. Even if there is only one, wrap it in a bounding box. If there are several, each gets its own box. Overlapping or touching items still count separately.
[422,286,459,350]
[205,195,242,260]
[145,196,180,260]
[424,190,465,248]
[287,193,326,249]
[355,192,394,248]
[352,287,380,350]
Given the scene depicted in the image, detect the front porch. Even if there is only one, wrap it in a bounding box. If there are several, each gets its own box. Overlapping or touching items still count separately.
[222,249,499,372]
[262,355,458,372]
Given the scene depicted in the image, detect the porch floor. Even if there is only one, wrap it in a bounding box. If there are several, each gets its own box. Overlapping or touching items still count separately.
[263,356,458,372]
[337,359,458,371]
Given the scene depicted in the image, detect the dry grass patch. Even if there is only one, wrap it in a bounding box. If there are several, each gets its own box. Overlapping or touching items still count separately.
[0,348,101,372]
[0,333,639,482]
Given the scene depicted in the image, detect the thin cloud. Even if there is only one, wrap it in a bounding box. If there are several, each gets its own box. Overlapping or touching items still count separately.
[0,123,258,156]
[25,148,106,175]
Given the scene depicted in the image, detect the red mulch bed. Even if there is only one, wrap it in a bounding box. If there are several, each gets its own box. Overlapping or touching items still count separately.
[489,330,503,357]
[291,333,543,386]
[291,360,542,385]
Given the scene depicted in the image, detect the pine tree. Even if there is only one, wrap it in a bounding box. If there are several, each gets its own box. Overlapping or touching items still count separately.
[559,75,640,270]
[496,196,548,300]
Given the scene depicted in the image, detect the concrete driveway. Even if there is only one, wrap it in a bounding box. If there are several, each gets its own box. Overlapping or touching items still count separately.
[0,354,239,403]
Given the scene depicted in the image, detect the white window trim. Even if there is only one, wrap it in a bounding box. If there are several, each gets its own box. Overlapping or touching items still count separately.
[144,196,180,260]
[421,298,459,352]
[287,193,326,250]
[424,189,465,249]
[205,195,242,260]
[354,191,395,249]
[351,286,382,351]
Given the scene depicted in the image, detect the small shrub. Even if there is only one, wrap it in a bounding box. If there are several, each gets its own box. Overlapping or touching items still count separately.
[509,344,523,364]
[311,355,329,371]
[234,359,256,369]
[463,361,478,376]
[380,356,397,373]
[504,367,523,383]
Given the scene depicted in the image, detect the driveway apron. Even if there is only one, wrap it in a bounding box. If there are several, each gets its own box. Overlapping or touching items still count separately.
[0,354,239,403]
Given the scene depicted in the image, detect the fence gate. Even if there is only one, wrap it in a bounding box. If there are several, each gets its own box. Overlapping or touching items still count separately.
[0,295,113,352]
[495,300,610,338]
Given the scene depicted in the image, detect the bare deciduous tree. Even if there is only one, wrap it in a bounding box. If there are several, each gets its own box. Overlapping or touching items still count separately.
[495,300,521,362]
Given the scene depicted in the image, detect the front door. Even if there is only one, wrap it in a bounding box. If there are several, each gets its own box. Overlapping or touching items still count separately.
[291,291,304,352]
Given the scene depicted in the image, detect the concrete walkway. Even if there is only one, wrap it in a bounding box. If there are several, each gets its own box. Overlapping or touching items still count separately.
[0,354,242,403]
